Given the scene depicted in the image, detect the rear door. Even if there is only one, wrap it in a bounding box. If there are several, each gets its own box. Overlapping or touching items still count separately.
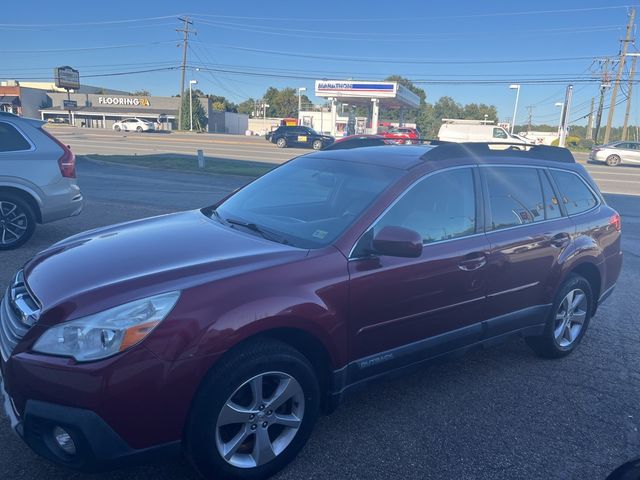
[348,167,491,363]
[481,165,575,334]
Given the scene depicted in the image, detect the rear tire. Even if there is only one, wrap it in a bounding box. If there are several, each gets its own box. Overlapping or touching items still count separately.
[186,339,320,480]
[526,274,593,358]
[0,193,36,250]
[276,137,287,148]
[606,154,621,166]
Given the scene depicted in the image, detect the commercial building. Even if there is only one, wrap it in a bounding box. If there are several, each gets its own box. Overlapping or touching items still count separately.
[0,81,248,134]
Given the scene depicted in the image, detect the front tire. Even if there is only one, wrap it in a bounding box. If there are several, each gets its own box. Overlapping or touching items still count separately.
[276,137,287,148]
[186,339,320,480]
[526,274,593,358]
[136,126,143,133]
[312,140,323,150]
[114,125,121,132]
[0,193,36,250]
[606,154,621,166]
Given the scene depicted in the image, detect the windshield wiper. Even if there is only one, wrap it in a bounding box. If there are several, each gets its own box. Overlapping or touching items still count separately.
[209,208,226,224]
[225,218,289,245]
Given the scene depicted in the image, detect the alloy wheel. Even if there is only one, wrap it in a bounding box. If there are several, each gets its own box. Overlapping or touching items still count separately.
[0,201,28,246]
[553,288,588,348]
[215,371,305,469]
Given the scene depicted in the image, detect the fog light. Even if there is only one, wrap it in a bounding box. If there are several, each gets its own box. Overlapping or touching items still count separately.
[53,426,76,455]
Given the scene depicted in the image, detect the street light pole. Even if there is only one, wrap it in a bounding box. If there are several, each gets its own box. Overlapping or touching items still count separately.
[509,84,521,135]
[263,102,269,134]
[189,79,198,131]
[554,102,564,139]
[297,87,306,124]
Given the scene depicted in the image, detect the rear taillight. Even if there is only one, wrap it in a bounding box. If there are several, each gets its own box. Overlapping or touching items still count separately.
[610,212,622,232]
[40,128,76,178]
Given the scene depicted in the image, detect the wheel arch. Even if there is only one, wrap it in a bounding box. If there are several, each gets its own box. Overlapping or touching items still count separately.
[195,325,338,415]
[568,261,602,315]
[0,185,42,222]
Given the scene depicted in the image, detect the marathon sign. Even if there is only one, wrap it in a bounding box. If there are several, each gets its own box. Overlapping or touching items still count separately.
[315,80,397,99]
[98,96,151,107]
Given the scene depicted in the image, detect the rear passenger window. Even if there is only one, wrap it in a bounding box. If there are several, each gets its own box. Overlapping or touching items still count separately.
[550,170,598,215]
[374,168,476,244]
[484,167,545,230]
[0,122,31,152]
[540,171,562,220]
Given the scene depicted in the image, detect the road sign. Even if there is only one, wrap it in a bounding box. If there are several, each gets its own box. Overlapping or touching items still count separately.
[54,66,80,90]
[63,100,77,110]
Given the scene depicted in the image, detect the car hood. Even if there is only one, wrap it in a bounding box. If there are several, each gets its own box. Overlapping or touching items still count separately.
[23,210,306,313]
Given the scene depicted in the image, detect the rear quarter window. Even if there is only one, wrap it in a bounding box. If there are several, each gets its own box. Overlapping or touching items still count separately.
[0,122,31,152]
[550,170,598,215]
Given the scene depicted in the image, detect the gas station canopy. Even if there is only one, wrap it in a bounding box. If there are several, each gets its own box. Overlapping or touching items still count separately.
[314,80,421,109]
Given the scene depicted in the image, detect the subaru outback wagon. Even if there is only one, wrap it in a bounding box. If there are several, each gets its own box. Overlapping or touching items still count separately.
[0,143,621,480]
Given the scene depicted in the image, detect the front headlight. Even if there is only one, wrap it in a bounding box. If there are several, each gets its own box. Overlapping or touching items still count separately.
[33,291,180,362]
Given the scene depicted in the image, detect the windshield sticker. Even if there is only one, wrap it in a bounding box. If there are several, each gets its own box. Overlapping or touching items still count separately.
[312,229,328,239]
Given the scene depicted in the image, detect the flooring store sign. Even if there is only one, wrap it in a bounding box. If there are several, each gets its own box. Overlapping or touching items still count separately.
[98,96,151,107]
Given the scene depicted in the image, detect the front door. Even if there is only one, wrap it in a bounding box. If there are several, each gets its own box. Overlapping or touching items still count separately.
[348,167,490,371]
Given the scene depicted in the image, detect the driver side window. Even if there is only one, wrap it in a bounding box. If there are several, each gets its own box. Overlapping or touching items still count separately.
[372,168,477,245]
[493,128,508,139]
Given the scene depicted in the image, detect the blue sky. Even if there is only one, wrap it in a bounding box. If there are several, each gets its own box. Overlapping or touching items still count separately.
[1,0,638,126]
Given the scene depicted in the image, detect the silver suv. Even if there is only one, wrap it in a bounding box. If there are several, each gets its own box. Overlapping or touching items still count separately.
[0,112,82,249]
[589,141,640,166]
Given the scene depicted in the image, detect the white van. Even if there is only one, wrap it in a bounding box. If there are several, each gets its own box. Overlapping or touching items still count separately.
[437,119,529,144]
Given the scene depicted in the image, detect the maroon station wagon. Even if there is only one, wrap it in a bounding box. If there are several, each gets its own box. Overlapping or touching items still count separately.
[0,143,622,480]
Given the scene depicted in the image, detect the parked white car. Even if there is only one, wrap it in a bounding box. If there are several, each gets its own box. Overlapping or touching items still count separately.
[112,118,155,133]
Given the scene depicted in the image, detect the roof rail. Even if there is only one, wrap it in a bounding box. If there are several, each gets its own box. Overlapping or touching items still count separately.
[0,111,17,117]
[421,142,575,163]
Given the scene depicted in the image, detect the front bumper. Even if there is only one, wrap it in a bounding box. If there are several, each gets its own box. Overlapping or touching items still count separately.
[0,385,180,471]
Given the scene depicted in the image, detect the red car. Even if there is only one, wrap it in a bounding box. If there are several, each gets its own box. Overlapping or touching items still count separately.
[0,143,622,479]
[379,127,420,144]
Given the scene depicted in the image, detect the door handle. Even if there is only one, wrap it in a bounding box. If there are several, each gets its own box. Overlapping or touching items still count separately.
[458,252,487,271]
[550,232,571,248]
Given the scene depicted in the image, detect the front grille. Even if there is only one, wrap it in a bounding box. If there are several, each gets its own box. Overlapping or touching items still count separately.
[0,270,40,361]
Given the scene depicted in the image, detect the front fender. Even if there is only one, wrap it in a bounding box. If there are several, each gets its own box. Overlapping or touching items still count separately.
[191,295,348,369]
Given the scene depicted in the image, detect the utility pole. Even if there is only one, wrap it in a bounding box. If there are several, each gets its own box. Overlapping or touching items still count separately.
[622,53,639,140]
[594,58,611,143]
[558,84,574,148]
[176,16,193,131]
[525,105,534,132]
[586,97,595,140]
[604,7,635,144]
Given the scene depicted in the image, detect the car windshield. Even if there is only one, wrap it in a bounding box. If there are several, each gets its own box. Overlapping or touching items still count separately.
[212,156,402,248]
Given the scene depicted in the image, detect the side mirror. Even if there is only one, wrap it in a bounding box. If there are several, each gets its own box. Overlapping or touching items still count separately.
[372,226,423,258]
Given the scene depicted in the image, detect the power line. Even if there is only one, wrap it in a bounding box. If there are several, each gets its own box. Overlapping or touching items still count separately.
[0,15,183,27]
[188,5,636,22]
[191,42,606,65]
[6,67,178,80]
[0,40,176,54]
[193,18,622,41]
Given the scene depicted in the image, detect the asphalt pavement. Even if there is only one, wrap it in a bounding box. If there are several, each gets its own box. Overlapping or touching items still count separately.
[1,155,640,480]
[47,126,302,164]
